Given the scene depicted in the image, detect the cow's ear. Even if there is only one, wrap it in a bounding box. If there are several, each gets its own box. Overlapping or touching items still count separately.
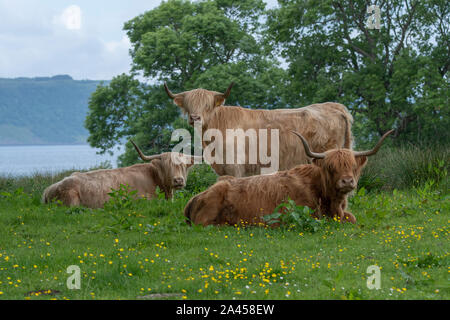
[356,156,368,168]
[214,95,225,107]
[173,96,184,108]
[184,157,194,168]
[186,162,195,169]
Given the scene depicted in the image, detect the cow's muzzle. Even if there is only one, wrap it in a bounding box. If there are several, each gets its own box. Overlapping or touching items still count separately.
[173,177,185,188]
[189,115,201,125]
[337,177,356,192]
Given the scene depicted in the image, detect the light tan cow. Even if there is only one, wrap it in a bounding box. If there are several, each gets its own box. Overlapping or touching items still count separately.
[42,141,200,208]
[164,82,353,177]
[184,130,394,226]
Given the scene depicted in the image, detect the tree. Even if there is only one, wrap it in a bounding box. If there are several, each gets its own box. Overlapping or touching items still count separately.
[266,0,449,146]
[86,0,287,166]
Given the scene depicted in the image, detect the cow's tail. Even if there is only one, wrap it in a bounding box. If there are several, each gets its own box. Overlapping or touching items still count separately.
[341,109,354,149]
[42,187,48,204]
[42,184,55,204]
[42,180,79,206]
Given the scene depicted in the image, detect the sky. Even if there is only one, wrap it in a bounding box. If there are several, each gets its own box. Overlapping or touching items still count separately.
[0,0,279,80]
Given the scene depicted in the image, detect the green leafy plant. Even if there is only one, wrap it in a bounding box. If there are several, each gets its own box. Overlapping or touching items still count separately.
[263,199,323,232]
[183,164,218,195]
[104,184,140,211]
[413,180,439,200]
[65,206,91,215]
[428,159,448,186]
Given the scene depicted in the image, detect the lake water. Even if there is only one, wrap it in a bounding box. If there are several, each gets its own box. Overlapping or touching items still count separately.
[0,145,121,176]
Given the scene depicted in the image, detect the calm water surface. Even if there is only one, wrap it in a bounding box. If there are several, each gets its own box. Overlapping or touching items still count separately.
[0,145,120,176]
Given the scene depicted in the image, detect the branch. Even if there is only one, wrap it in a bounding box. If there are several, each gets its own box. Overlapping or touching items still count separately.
[388,0,419,77]
[332,1,365,68]
[351,0,376,62]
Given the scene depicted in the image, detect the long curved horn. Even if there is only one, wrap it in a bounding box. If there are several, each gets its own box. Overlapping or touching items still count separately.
[222,82,234,99]
[164,82,177,99]
[291,131,325,159]
[130,140,161,161]
[353,129,395,157]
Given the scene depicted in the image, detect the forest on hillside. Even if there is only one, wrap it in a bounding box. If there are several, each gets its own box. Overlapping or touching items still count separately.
[0,75,104,145]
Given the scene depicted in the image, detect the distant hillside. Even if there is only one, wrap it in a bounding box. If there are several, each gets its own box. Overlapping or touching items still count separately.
[0,75,105,145]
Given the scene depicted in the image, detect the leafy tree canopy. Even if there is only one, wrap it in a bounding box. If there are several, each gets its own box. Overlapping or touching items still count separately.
[266,0,449,146]
[86,0,449,166]
[86,0,287,166]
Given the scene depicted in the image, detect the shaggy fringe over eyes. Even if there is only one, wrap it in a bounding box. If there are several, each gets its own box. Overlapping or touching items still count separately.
[182,89,219,114]
[323,150,356,171]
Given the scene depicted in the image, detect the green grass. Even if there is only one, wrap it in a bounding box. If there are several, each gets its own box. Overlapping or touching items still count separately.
[0,169,448,300]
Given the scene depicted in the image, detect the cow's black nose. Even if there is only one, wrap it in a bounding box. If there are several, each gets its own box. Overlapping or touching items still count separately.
[173,177,184,186]
[190,115,201,122]
[340,177,354,186]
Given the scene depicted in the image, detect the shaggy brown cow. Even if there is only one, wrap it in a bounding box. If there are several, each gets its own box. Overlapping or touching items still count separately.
[42,141,200,208]
[164,82,353,177]
[184,130,394,226]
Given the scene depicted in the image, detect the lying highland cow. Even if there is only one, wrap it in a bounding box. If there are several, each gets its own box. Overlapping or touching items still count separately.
[184,130,394,226]
[42,141,200,208]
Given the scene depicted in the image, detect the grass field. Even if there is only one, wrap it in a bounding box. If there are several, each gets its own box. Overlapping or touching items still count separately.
[0,148,449,300]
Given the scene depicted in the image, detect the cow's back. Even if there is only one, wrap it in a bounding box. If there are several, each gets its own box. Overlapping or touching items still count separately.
[185,166,318,226]
[72,165,154,208]
[204,103,353,176]
[42,164,155,208]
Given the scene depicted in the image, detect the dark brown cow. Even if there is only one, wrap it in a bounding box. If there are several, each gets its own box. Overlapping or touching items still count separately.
[184,130,394,226]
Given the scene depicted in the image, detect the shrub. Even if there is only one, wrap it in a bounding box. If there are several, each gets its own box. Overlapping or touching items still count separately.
[263,199,324,232]
[104,183,142,211]
[183,164,218,194]
[359,144,449,192]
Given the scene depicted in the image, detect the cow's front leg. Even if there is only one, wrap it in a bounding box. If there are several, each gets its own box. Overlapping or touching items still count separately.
[330,203,345,222]
[311,210,323,220]
[343,211,356,224]
[339,198,355,223]
[165,189,173,200]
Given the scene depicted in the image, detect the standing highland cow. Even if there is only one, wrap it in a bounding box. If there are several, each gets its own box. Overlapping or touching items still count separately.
[164,82,353,177]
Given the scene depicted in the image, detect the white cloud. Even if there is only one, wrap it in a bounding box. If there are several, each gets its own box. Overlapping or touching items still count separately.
[54,5,82,30]
[0,1,179,79]
[104,36,131,53]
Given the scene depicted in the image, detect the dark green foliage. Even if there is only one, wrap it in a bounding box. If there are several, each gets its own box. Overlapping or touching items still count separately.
[263,198,324,232]
[266,0,449,147]
[182,164,218,194]
[0,75,104,145]
[359,144,449,191]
